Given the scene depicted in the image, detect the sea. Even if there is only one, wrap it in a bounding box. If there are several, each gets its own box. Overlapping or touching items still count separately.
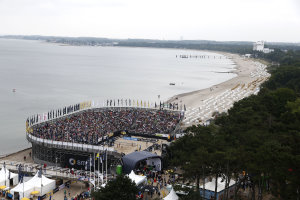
[0,38,236,155]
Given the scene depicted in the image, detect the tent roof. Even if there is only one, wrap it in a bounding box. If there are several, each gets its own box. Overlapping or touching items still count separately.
[128,171,147,186]
[0,168,18,180]
[200,178,236,193]
[10,182,33,193]
[164,188,179,200]
[11,172,55,193]
[26,173,55,187]
[122,151,161,174]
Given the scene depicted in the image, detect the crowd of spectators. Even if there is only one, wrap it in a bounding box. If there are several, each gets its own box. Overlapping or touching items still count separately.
[30,108,182,145]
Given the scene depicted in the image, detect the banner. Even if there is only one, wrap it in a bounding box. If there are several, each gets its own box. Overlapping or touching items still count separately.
[123,137,138,141]
[65,154,91,170]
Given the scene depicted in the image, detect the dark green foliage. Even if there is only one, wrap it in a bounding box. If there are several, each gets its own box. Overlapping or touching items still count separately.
[169,50,300,200]
[92,175,138,200]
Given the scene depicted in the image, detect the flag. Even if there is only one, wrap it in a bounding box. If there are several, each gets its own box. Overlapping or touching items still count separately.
[38,168,42,178]
[18,164,22,182]
[102,150,107,161]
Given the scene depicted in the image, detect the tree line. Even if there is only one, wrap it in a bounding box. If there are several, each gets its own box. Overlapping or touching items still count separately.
[168,49,300,200]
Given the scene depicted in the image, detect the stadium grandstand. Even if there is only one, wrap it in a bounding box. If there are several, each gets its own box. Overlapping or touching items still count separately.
[25,100,184,169]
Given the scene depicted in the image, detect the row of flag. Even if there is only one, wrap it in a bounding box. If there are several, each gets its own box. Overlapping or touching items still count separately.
[26,99,186,132]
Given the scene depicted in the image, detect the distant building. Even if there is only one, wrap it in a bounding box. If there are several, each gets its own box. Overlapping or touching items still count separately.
[253,41,274,53]
[262,48,274,54]
[253,41,265,51]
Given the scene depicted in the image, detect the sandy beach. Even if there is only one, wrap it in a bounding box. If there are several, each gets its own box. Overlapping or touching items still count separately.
[168,52,270,125]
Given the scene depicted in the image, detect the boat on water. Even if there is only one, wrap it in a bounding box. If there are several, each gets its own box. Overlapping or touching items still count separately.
[12,88,16,92]
[169,83,175,86]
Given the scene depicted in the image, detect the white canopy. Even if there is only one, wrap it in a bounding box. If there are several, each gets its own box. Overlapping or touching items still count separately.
[10,172,55,199]
[200,178,236,193]
[10,181,34,199]
[0,167,18,187]
[128,171,147,186]
[164,188,179,200]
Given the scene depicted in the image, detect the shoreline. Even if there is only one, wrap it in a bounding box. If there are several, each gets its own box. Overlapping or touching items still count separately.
[0,147,31,158]
[168,52,270,125]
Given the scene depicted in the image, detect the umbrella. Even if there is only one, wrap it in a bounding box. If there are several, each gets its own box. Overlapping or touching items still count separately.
[0,185,6,190]
[21,198,30,200]
[31,190,40,195]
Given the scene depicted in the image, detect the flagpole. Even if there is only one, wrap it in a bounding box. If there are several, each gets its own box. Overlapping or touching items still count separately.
[41,165,43,196]
[23,172,24,198]
[93,152,96,191]
[4,162,6,187]
[98,152,100,188]
[89,154,92,190]
[106,150,108,184]
[102,143,104,184]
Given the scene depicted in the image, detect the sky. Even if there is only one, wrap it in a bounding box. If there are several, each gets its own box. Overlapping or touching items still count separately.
[0,0,300,42]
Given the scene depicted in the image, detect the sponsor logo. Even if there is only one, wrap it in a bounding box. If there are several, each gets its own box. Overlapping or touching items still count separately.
[68,158,87,166]
[69,158,76,166]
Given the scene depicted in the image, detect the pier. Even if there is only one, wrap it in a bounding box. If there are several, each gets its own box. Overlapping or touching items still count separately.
[176,55,227,59]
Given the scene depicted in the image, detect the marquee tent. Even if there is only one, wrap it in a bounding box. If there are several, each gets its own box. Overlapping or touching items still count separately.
[128,170,147,186]
[199,178,236,200]
[10,172,55,199]
[0,167,18,187]
[10,181,34,199]
[122,151,161,174]
[163,188,179,200]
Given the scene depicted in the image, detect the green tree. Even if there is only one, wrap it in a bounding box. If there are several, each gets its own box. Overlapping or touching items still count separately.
[92,175,138,200]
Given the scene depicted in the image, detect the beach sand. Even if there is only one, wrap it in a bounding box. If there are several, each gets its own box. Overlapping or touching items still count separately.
[0,148,33,163]
[168,52,269,125]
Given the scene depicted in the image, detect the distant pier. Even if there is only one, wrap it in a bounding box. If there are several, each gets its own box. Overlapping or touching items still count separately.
[176,55,226,59]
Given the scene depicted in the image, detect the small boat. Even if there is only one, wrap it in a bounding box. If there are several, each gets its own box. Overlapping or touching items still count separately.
[12,89,16,92]
[169,83,175,86]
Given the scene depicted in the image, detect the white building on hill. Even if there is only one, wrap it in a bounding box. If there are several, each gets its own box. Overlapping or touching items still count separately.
[253,41,274,53]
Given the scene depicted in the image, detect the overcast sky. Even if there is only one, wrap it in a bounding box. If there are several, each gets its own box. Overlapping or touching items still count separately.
[0,0,300,42]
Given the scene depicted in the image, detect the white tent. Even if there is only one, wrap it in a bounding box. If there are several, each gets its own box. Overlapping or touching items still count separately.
[27,173,56,196]
[10,172,55,199]
[164,188,179,200]
[0,167,18,187]
[10,181,35,199]
[200,178,236,193]
[128,171,147,186]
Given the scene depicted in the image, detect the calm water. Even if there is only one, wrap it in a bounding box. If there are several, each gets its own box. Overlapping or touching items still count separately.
[0,39,236,154]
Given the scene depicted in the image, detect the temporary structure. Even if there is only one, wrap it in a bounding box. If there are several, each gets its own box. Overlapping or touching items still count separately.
[26,172,56,195]
[10,181,35,199]
[199,178,236,200]
[128,171,147,186]
[122,151,162,174]
[163,188,179,200]
[0,167,18,187]
[10,172,55,199]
